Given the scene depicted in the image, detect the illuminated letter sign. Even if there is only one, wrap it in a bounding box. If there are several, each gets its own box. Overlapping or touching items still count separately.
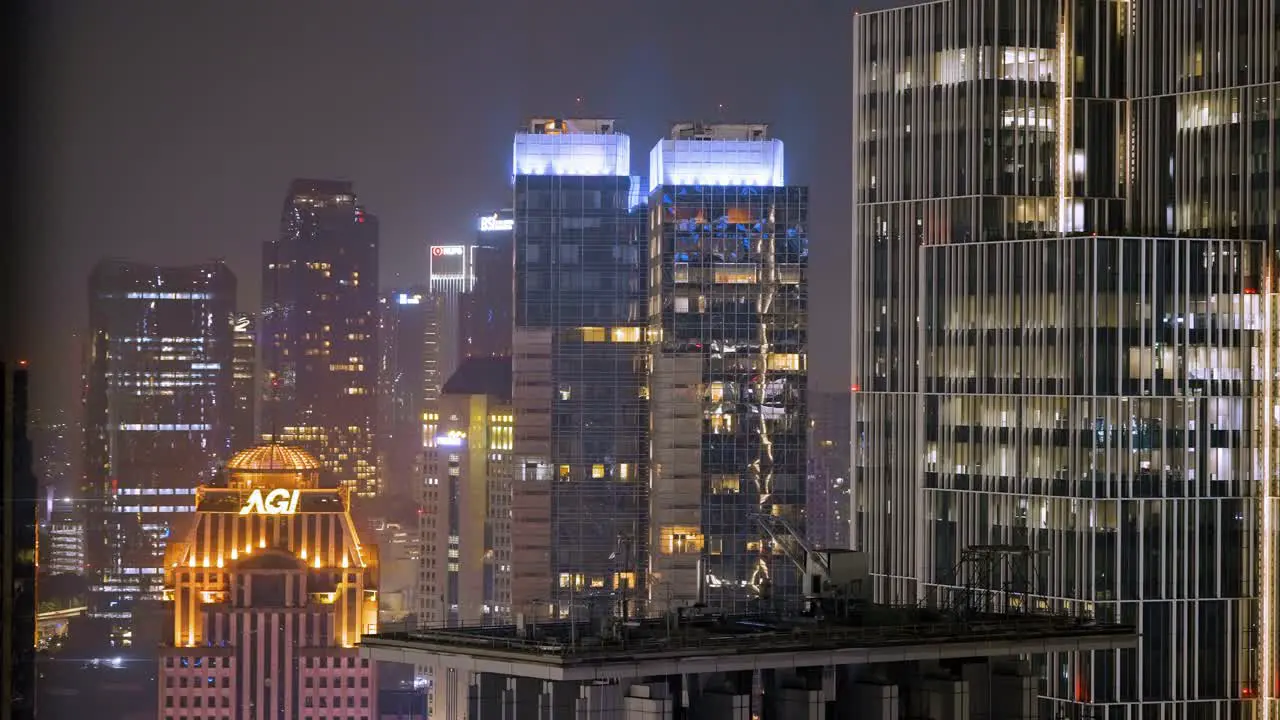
[431,245,464,257]
[239,489,301,515]
[478,215,514,232]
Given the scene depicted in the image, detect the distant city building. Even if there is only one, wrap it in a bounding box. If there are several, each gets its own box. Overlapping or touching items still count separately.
[377,287,440,500]
[41,494,85,576]
[511,118,649,618]
[30,408,75,497]
[261,179,380,495]
[427,243,475,407]
[418,356,513,719]
[158,443,379,718]
[647,123,808,613]
[418,356,514,629]
[852,0,1280,715]
[229,313,256,453]
[808,390,851,550]
[2,361,38,720]
[461,210,514,361]
[84,260,236,627]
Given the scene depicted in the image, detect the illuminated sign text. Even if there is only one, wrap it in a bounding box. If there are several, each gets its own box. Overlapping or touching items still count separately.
[431,246,464,257]
[239,488,301,515]
[479,215,514,232]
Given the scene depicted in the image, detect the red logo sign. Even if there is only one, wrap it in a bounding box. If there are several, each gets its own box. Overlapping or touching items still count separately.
[431,247,444,257]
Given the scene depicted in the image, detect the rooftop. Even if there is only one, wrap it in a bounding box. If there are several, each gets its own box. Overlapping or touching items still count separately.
[442,356,513,401]
[360,607,1137,682]
[225,443,321,472]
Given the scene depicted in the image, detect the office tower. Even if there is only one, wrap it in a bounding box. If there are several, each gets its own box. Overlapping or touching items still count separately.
[428,243,475,402]
[647,123,808,614]
[462,210,515,361]
[40,495,86,576]
[808,390,852,550]
[2,362,37,720]
[417,356,514,629]
[262,179,380,495]
[511,118,649,618]
[229,313,256,452]
[30,408,74,497]
[417,357,513,719]
[852,0,1279,716]
[378,288,441,498]
[158,443,379,718]
[84,260,236,627]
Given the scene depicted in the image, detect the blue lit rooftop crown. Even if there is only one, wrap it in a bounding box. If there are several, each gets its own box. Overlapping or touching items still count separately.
[512,117,630,180]
[649,122,785,191]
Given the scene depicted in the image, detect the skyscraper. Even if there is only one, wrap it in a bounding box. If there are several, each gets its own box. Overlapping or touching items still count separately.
[462,209,515,361]
[377,287,440,499]
[647,123,808,613]
[84,260,236,626]
[417,356,514,634]
[511,118,649,618]
[158,443,379,718]
[427,242,475,403]
[852,0,1279,715]
[2,361,37,720]
[229,312,256,453]
[261,179,380,495]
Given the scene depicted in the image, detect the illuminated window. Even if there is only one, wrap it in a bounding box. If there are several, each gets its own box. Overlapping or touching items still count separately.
[713,264,758,284]
[618,463,630,480]
[558,464,571,480]
[579,327,606,342]
[611,327,642,343]
[706,381,726,402]
[658,526,704,554]
[591,464,605,479]
[767,353,803,371]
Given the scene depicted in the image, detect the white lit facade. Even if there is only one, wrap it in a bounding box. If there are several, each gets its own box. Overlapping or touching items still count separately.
[85,260,236,626]
[852,1,1280,717]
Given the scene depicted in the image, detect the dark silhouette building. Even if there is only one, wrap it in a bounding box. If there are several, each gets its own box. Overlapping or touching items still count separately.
[462,209,515,362]
[378,287,439,499]
[84,260,236,628]
[3,362,38,720]
[261,179,380,495]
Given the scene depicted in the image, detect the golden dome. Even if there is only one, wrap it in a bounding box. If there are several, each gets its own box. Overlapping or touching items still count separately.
[225,444,320,472]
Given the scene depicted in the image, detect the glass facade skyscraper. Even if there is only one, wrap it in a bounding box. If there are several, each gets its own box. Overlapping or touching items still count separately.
[462,209,515,362]
[84,260,236,625]
[511,118,649,618]
[647,123,808,613]
[852,1,1280,716]
[261,179,380,496]
[378,287,438,500]
[229,312,255,453]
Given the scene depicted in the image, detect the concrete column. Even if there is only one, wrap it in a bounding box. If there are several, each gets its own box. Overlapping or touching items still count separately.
[838,681,898,720]
[692,671,752,720]
[961,659,1037,720]
[903,678,969,720]
[763,667,826,720]
[468,673,514,720]
[989,663,1038,720]
[576,680,627,719]
[623,682,676,720]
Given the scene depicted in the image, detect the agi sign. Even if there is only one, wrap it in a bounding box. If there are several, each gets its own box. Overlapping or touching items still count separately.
[239,488,301,515]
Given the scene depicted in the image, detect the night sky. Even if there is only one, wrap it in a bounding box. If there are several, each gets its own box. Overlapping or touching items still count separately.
[21,0,910,412]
